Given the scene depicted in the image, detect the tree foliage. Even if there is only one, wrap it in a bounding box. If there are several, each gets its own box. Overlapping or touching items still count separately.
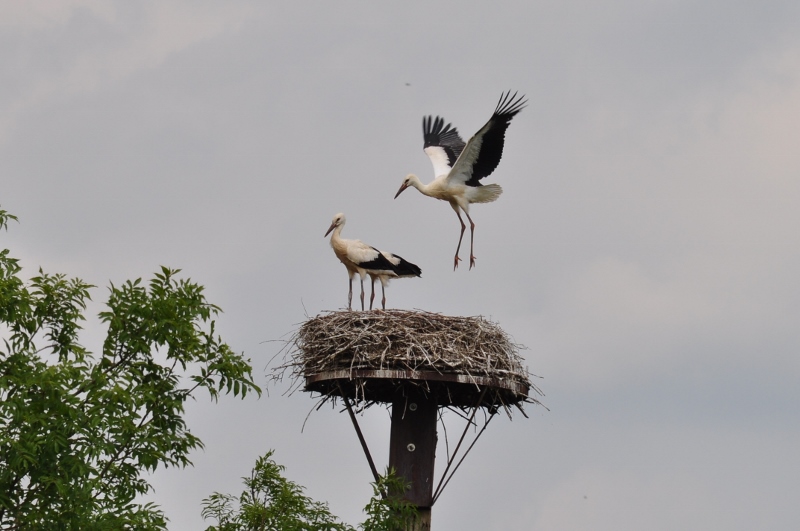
[358,472,418,531]
[202,452,418,531]
[0,207,261,529]
[201,450,351,531]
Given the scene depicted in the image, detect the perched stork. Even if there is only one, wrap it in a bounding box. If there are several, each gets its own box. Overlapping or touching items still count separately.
[324,213,421,310]
[394,91,526,270]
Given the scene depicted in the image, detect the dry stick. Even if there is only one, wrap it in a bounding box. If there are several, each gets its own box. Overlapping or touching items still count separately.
[431,409,497,506]
[338,383,384,498]
[431,387,488,503]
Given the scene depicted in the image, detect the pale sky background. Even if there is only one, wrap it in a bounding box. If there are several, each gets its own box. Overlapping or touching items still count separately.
[3,1,800,529]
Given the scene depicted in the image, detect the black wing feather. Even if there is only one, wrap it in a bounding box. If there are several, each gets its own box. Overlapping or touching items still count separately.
[388,254,422,277]
[359,249,422,278]
[465,91,527,186]
[358,247,398,272]
[422,115,466,168]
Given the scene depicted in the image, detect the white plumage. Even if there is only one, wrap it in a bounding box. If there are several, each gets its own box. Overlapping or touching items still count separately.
[394,91,526,270]
[325,213,421,310]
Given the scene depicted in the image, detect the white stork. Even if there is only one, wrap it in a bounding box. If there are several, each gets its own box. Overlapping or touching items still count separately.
[394,91,526,270]
[325,213,421,310]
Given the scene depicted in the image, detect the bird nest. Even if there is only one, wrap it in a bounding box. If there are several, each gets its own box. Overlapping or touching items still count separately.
[274,310,543,413]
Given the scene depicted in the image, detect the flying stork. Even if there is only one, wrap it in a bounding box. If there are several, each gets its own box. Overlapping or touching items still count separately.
[394,91,526,270]
[324,213,421,310]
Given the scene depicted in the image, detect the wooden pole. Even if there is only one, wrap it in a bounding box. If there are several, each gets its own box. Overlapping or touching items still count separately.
[388,392,438,530]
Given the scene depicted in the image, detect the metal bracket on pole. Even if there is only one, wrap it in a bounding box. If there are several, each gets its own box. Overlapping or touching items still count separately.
[338,384,383,496]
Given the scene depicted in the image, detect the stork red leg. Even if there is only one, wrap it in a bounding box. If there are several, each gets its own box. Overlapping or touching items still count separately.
[359,277,365,311]
[454,210,467,270]
[465,211,477,270]
[381,282,386,310]
[369,277,376,310]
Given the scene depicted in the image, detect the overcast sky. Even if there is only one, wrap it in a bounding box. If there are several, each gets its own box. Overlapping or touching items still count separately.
[4,1,800,529]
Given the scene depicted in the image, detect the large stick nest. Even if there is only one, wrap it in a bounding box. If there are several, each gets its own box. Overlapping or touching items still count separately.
[275,310,543,413]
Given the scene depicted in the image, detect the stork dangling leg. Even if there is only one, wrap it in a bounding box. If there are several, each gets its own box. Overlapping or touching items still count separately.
[451,206,477,270]
[453,206,466,270]
[465,211,477,269]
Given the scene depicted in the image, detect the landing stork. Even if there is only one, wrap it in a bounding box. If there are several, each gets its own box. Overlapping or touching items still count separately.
[394,91,526,270]
[325,213,421,310]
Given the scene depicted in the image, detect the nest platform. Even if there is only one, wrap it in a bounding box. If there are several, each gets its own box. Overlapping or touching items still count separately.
[283,310,541,410]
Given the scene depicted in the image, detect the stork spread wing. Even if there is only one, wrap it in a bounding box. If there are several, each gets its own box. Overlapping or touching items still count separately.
[422,115,466,178]
[447,91,527,187]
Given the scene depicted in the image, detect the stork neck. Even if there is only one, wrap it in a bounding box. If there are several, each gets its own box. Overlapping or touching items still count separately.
[331,225,343,241]
[409,175,431,195]
[415,176,445,200]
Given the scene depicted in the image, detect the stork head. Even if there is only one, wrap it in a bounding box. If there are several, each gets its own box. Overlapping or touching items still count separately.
[394,174,418,199]
[324,213,346,237]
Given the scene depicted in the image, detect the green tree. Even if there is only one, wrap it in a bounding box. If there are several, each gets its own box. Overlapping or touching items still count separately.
[358,472,418,531]
[202,452,418,531]
[201,450,352,531]
[0,208,261,530]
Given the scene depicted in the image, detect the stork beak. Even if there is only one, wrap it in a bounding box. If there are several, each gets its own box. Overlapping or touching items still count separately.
[394,182,408,199]
[324,222,336,237]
